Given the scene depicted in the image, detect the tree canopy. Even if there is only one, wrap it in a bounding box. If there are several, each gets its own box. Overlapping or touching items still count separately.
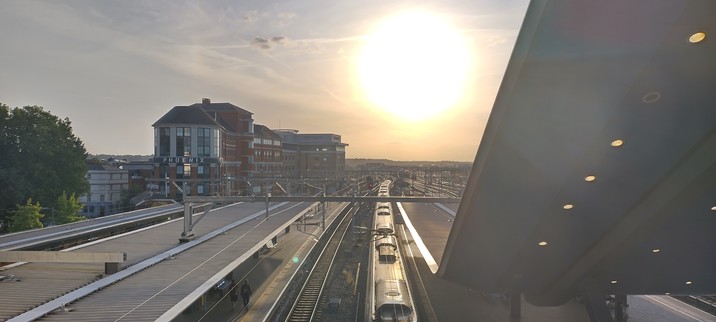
[55,192,85,224]
[0,103,89,231]
[9,199,44,232]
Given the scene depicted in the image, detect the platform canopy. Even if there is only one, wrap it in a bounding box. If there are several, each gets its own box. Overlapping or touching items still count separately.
[438,0,716,306]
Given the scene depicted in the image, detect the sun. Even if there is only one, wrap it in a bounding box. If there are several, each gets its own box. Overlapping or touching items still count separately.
[357,11,470,121]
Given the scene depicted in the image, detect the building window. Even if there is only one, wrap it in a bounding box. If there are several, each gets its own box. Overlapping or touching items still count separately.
[176,164,192,179]
[213,129,220,157]
[176,127,191,156]
[159,127,171,156]
[100,195,105,202]
[198,165,210,178]
[198,128,211,157]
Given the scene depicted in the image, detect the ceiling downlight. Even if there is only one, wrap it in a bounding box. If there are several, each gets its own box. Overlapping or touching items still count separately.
[563,204,574,210]
[689,31,706,43]
[611,139,624,147]
[585,175,596,182]
[642,91,661,103]
[538,241,548,246]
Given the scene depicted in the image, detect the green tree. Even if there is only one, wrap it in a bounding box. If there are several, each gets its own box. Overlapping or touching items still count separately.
[55,191,85,224]
[9,199,44,232]
[0,104,89,231]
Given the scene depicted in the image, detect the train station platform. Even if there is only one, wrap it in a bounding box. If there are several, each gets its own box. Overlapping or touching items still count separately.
[172,205,342,322]
[0,201,345,321]
[399,202,716,322]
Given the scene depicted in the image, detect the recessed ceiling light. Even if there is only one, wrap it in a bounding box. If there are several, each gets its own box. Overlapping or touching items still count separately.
[665,292,671,295]
[652,249,660,253]
[689,31,706,43]
[611,139,624,147]
[585,175,596,182]
[538,241,548,246]
[563,204,574,210]
[711,206,716,211]
[611,280,618,284]
[642,91,661,103]
[686,281,693,285]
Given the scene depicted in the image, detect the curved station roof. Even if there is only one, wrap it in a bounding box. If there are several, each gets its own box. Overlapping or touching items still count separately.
[439,0,716,306]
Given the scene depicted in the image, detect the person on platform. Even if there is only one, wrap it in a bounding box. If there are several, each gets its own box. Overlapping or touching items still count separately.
[240,279,253,308]
[229,280,239,309]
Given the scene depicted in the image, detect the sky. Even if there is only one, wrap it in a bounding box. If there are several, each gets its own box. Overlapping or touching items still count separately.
[0,0,528,161]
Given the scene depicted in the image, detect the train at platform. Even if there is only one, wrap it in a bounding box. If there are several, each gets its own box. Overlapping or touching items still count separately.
[366,180,417,322]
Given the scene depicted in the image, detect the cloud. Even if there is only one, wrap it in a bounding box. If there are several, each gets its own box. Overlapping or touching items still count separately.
[271,36,286,44]
[250,36,290,50]
[251,37,271,49]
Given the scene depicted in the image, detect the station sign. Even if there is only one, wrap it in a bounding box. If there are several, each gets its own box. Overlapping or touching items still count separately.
[153,157,220,164]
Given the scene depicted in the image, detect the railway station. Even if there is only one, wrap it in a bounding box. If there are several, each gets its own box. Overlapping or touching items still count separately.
[2,0,716,321]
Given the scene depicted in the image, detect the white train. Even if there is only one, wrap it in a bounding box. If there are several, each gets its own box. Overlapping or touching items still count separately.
[367,180,417,322]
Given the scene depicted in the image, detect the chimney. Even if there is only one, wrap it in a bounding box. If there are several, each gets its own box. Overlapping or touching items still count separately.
[202,98,211,105]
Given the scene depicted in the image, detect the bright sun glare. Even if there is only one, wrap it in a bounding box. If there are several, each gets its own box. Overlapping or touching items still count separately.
[358,11,470,121]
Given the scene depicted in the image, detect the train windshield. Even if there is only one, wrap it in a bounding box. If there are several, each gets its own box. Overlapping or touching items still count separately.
[377,304,413,321]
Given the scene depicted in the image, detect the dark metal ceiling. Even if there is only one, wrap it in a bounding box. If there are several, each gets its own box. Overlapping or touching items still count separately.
[439,0,716,306]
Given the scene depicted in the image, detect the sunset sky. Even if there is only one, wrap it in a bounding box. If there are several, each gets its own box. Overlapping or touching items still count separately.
[0,0,528,161]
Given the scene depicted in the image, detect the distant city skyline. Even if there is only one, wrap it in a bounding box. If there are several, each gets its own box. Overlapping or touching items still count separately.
[0,0,528,161]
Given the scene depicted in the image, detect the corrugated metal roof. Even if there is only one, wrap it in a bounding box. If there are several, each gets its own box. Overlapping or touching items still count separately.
[1,202,309,321]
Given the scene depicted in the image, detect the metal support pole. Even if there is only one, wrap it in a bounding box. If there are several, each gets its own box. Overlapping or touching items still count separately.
[265,193,270,219]
[322,201,326,231]
[615,294,627,322]
[322,188,326,231]
[179,202,195,243]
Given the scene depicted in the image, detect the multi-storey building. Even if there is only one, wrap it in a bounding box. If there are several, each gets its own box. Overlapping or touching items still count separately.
[151,98,254,197]
[252,124,283,194]
[275,129,348,181]
[79,163,129,217]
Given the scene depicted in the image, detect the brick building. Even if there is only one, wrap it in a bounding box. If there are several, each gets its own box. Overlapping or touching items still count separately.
[275,129,348,181]
[151,98,254,197]
[252,124,283,194]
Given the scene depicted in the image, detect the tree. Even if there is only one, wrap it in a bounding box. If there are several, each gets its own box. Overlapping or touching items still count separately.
[9,199,44,232]
[55,191,85,224]
[0,104,89,231]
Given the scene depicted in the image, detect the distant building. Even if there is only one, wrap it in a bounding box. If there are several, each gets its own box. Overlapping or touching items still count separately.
[274,129,348,181]
[120,161,155,192]
[149,99,347,197]
[252,124,283,194]
[79,163,129,217]
[151,98,254,197]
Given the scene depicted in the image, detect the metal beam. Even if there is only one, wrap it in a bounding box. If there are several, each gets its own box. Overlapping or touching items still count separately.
[183,196,460,203]
[0,251,126,263]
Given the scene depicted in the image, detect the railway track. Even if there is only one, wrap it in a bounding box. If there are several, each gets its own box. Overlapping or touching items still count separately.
[673,295,716,316]
[274,203,357,322]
